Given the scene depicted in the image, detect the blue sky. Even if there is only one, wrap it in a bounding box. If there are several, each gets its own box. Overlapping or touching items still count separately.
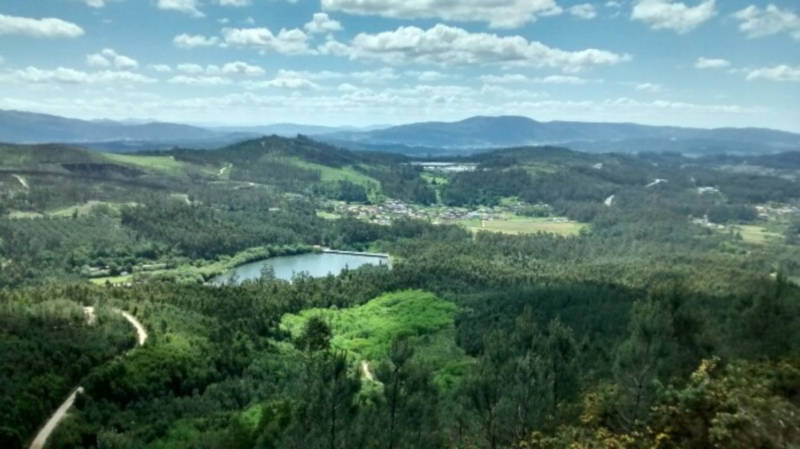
[0,0,798,131]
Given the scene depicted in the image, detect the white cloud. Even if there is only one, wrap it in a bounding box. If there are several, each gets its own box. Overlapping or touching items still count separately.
[168,75,232,86]
[415,71,447,82]
[222,27,311,54]
[86,48,138,70]
[157,0,204,18]
[326,24,630,72]
[245,72,321,90]
[695,57,730,69]
[271,69,347,81]
[150,64,173,72]
[174,33,220,48]
[481,73,595,84]
[352,68,400,83]
[635,82,663,92]
[569,4,597,20]
[746,65,800,82]
[8,66,155,84]
[320,0,563,29]
[177,63,205,74]
[733,4,800,40]
[631,0,716,34]
[219,0,251,6]
[86,0,106,7]
[174,62,264,77]
[605,1,622,8]
[0,14,85,38]
[304,13,343,34]
[221,61,265,76]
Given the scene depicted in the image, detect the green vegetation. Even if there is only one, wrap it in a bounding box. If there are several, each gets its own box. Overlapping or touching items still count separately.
[1,136,800,449]
[102,153,189,174]
[282,290,469,385]
[457,216,586,236]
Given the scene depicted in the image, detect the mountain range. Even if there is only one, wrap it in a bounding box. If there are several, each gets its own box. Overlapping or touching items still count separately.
[1,109,799,156]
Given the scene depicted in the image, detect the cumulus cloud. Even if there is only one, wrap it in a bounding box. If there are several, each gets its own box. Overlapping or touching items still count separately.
[245,72,321,90]
[221,61,265,76]
[157,0,204,18]
[481,73,596,84]
[631,0,716,33]
[733,4,800,40]
[414,71,447,82]
[7,66,155,84]
[150,64,173,72]
[323,24,630,73]
[635,82,663,92]
[169,75,232,86]
[0,14,85,38]
[174,61,264,77]
[174,33,220,48]
[222,27,311,54]
[86,0,106,7]
[352,68,400,83]
[695,57,730,69]
[304,13,343,34]
[746,65,800,82]
[86,48,138,70]
[569,4,597,20]
[320,0,563,29]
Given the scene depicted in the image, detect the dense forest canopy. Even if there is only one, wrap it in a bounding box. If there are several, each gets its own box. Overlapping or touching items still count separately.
[1,136,799,449]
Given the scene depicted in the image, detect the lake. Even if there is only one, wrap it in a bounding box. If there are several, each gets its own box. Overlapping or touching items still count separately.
[212,251,390,285]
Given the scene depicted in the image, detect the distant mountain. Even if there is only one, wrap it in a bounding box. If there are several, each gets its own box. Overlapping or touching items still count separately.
[3,110,800,156]
[318,116,800,155]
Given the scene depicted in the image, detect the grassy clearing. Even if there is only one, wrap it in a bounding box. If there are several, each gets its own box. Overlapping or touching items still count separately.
[281,290,470,387]
[90,274,133,285]
[286,158,379,187]
[103,153,189,174]
[316,211,341,220]
[457,216,586,236]
[735,225,783,245]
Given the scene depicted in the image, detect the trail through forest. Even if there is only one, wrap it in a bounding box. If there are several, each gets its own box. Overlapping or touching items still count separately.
[28,308,147,449]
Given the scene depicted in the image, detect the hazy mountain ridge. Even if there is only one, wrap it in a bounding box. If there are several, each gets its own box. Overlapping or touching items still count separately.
[3,110,800,156]
[318,116,800,155]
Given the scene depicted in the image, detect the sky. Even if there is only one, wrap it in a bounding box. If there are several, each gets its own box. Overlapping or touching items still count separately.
[0,0,799,131]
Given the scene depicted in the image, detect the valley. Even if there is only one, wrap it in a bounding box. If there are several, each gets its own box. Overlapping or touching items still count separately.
[1,134,800,449]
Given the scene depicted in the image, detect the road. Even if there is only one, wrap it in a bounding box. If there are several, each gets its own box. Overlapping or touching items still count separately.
[28,308,147,449]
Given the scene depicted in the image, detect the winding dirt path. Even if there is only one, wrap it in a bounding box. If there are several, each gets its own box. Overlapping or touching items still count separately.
[28,308,147,449]
[116,309,148,346]
[12,174,29,190]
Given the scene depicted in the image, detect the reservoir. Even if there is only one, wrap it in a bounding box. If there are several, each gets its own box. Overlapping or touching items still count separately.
[212,251,390,285]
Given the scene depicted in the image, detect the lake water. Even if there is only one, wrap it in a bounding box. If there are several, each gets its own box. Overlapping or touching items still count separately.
[212,251,390,285]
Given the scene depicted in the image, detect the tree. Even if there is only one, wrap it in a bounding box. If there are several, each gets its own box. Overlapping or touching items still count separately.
[295,316,332,353]
[613,297,674,428]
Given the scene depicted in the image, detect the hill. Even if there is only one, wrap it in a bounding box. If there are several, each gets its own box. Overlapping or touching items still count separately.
[319,115,800,155]
[0,110,255,148]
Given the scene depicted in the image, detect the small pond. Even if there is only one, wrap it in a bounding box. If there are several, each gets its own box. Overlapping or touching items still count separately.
[212,251,389,285]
